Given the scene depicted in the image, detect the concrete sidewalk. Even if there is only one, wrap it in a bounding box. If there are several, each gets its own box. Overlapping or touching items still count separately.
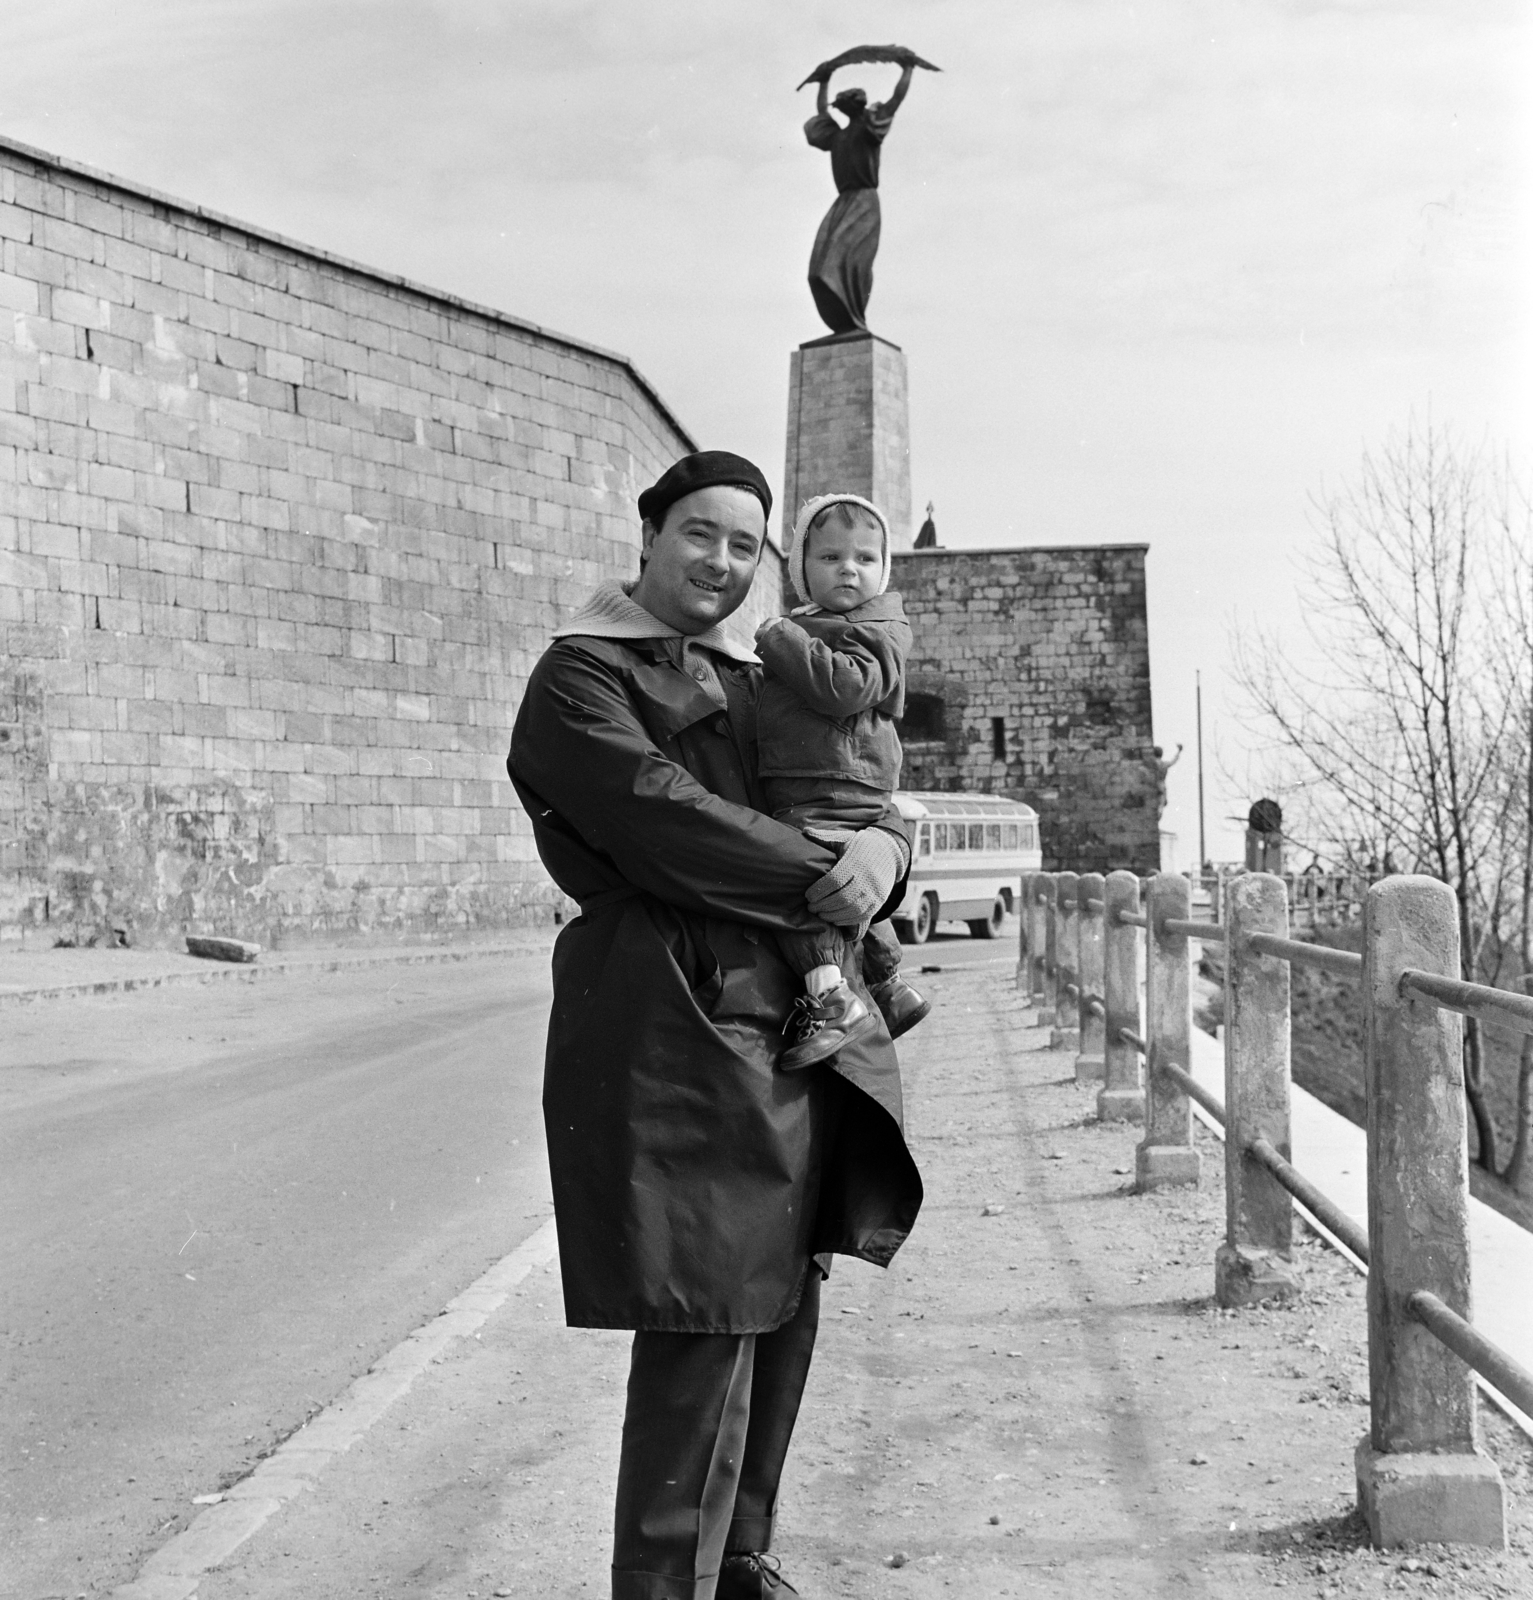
[0,930,558,1004]
[123,964,1532,1599]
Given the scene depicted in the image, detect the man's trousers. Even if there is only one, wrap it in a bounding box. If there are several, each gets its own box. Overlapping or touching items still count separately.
[610,1270,821,1600]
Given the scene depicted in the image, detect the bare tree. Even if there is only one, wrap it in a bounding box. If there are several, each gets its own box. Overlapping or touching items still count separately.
[1492,509,1533,1192]
[1233,420,1530,1177]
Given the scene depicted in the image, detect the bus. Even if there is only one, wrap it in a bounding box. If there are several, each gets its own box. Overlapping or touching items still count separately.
[888,791,1043,944]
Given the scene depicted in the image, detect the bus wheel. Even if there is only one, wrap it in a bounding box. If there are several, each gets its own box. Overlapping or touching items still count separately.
[910,892,938,944]
[968,894,1006,940]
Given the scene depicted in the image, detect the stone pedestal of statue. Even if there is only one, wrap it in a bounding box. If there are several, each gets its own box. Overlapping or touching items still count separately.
[783,331,912,551]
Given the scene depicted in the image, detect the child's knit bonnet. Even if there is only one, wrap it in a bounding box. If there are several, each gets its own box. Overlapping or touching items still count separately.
[787,493,892,605]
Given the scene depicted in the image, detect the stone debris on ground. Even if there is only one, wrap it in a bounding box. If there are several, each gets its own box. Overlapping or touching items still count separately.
[185,935,262,963]
[154,963,1531,1597]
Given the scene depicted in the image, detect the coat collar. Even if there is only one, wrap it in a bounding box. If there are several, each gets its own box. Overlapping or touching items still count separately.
[790,591,907,624]
[553,579,761,665]
[554,633,739,740]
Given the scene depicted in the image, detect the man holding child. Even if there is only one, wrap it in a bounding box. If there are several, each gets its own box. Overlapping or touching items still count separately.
[507,450,924,1600]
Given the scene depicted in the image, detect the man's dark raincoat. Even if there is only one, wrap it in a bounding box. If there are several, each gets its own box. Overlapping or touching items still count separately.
[508,633,923,1334]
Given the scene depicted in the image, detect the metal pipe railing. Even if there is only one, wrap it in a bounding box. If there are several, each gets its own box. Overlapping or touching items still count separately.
[1247,931,1363,977]
[1022,865,1521,1549]
[1156,1058,1226,1126]
[1407,1291,1533,1420]
[1247,1136,1370,1264]
[1134,1033,1370,1265]
[1162,917,1226,942]
[1398,969,1533,1036]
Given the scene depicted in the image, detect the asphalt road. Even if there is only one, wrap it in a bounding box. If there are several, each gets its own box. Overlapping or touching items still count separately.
[899,913,1023,973]
[0,919,1014,1599]
[0,953,554,1600]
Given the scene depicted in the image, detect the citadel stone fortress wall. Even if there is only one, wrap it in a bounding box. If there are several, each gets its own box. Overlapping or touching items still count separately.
[0,136,784,946]
[1,135,1155,949]
[893,545,1156,875]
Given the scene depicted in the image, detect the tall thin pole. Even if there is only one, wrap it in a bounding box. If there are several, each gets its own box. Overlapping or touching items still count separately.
[1196,671,1207,871]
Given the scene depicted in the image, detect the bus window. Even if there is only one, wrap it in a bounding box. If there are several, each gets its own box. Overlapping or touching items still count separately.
[968,823,984,850]
[951,823,965,851]
[1003,823,1018,850]
[934,823,949,851]
[918,823,932,858]
[986,823,1003,851]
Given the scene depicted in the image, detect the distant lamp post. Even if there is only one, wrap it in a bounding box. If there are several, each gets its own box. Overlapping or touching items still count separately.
[1196,670,1206,870]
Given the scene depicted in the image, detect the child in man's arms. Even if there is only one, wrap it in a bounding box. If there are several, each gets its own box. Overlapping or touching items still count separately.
[755,492,931,1070]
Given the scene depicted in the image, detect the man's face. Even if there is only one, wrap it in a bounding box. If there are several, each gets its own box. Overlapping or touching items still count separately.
[631,485,766,634]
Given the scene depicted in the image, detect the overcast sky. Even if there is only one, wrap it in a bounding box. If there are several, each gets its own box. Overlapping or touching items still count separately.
[2,0,1527,861]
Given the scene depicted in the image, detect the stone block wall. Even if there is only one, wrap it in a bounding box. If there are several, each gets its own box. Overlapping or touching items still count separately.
[0,135,784,948]
[892,544,1159,873]
[783,332,912,550]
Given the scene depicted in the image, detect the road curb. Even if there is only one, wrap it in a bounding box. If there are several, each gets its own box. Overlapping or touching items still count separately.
[108,1216,560,1600]
[0,939,554,1007]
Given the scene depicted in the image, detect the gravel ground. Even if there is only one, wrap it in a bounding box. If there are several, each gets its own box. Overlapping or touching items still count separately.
[184,961,1531,1600]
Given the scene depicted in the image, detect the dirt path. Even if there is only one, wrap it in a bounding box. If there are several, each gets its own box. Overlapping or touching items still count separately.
[191,963,1532,1599]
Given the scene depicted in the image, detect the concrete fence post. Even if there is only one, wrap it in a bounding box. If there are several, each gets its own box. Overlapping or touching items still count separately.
[1215,872,1298,1307]
[1098,870,1145,1123]
[1075,873,1106,1082]
[1016,871,1035,993]
[1355,876,1506,1548]
[1030,876,1056,1011]
[1035,873,1057,1025]
[1050,871,1081,1051]
[1135,871,1200,1190]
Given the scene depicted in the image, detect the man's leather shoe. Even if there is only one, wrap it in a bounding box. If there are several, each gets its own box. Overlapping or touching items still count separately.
[869,974,932,1039]
[779,982,876,1070]
[717,1552,801,1597]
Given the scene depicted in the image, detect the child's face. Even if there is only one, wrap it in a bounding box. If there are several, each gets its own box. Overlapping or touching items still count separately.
[804,515,883,612]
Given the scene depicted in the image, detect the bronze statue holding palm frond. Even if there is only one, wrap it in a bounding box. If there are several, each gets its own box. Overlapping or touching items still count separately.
[798,45,939,335]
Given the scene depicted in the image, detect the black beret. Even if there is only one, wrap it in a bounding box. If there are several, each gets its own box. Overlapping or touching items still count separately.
[637,450,773,527]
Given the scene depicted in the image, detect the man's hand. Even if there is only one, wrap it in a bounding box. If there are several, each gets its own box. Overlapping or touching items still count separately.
[806,827,910,928]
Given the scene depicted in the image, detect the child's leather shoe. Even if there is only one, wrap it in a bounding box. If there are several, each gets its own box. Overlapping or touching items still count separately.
[779,982,876,1070]
[869,975,932,1039]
